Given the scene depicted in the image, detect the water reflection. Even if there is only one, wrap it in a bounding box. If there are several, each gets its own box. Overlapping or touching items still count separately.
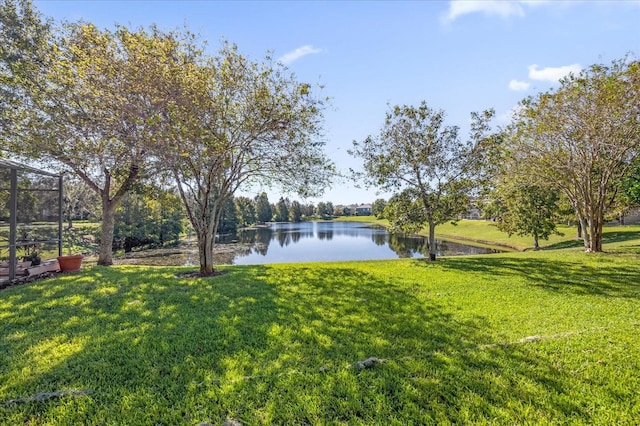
[218,222,499,265]
[109,222,500,267]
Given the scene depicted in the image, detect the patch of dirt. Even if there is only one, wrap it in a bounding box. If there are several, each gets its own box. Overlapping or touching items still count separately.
[175,269,230,279]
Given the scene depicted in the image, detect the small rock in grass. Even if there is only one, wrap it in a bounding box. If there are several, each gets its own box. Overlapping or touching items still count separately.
[356,357,380,369]
[319,366,330,373]
[222,419,243,426]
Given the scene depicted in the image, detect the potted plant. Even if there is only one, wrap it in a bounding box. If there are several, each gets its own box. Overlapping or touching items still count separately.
[57,227,84,272]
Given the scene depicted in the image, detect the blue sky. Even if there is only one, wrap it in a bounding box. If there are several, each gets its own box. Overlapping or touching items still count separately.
[34,0,640,206]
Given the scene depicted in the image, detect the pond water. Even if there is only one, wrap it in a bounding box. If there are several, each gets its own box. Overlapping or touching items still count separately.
[218,221,499,265]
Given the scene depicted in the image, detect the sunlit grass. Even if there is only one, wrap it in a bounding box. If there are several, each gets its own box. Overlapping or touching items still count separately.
[2,236,640,424]
[337,215,640,252]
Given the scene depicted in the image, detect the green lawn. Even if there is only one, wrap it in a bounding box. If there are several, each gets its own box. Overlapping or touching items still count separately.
[337,216,640,252]
[2,228,640,424]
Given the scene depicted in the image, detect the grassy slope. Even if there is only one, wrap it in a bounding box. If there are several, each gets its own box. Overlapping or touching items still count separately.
[1,226,640,424]
[336,216,639,252]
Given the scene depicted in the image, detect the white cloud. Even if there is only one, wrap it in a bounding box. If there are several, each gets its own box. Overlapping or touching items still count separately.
[278,45,323,65]
[442,0,551,23]
[497,104,525,124]
[508,79,530,91]
[528,63,581,82]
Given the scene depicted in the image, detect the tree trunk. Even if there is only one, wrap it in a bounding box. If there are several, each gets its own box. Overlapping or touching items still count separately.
[576,221,582,239]
[98,201,117,265]
[198,226,215,275]
[592,214,604,252]
[428,222,437,261]
[533,234,539,250]
[577,213,590,252]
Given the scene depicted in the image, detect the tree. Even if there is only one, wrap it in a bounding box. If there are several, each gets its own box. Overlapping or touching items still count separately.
[622,156,640,206]
[235,196,256,226]
[325,202,334,219]
[162,42,333,275]
[218,196,239,234]
[316,201,334,219]
[113,187,183,252]
[255,192,273,224]
[1,3,186,264]
[289,200,302,222]
[274,197,290,222]
[484,182,561,250]
[302,202,315,219]
[508,58,640,252]
[350,102,492,260]
[371,198,387,219]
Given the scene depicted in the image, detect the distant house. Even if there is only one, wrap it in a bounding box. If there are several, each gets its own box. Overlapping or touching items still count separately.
[459,206,482,220]
[355,204,372,216]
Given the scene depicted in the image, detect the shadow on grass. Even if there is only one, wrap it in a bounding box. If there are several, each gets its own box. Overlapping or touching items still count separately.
[434,255,640,299]
[0,263,620,423]
[543,227,640,251]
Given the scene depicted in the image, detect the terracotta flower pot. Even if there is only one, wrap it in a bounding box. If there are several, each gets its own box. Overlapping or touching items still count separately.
[57,254,83,272]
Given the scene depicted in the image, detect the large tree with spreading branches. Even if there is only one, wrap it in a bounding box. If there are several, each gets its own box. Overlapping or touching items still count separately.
[1,0,188,264]
[350,102,494,260]
[160,42,333,275]
[507,57,640,252]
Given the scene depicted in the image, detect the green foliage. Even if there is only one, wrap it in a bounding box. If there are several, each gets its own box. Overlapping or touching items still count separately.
[301,202,315,219]
[218,196,238,235]
[113,189,184,252]
[62,225,93,255]
[2,244,640,423]
[1,6,194,265]
[484,183,562,249]
[351,102,494,258]
[622,155,640,205]
[508,57,640,252]
[162,40,333,274]
[371,198,387,218]
[235,196,256,227]
[288,200,302,223]
[255,192,272,223]
[315,201,333,219]
[274,197,290,222]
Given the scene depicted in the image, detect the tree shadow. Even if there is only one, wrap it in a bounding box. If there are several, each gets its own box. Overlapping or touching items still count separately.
[0,263,629,423]
[543,228,640,251]
[433,255,640,299]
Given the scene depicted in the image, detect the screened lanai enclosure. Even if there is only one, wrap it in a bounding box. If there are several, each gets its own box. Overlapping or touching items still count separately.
[0,158,62,282]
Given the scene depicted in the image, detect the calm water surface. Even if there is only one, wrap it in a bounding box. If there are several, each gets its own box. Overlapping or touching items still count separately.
[222,221,498,265]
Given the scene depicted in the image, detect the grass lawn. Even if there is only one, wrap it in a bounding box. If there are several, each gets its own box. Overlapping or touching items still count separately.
[337,215,639,252]
[1,226,639,424]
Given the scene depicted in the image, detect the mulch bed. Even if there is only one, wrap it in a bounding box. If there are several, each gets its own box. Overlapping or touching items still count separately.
[0,271,61,292]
